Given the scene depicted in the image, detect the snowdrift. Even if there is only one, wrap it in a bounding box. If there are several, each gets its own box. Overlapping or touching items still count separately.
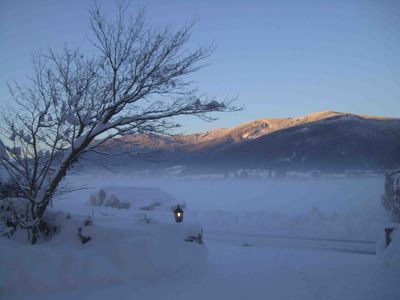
[0,212,207,296]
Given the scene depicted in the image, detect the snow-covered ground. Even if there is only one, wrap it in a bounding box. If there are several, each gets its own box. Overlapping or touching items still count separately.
[1,175,400,299]
[6,237,400,300]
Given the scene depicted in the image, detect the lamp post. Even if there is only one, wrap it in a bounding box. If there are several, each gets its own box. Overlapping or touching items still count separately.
[174,205,184,223]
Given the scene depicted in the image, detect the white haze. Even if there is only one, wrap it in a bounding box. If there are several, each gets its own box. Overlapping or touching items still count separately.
[56,175,388,241]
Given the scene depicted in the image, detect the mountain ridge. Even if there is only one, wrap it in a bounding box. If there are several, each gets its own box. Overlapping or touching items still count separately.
[90,111,400,172]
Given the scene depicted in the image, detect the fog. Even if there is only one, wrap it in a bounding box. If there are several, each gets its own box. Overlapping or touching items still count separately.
[59,175,388,241]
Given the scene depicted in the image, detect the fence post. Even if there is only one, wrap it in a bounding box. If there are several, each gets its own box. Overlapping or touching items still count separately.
[385,228,395,247]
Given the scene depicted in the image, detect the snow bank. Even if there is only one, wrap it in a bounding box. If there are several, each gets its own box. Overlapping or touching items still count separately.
[0,212,207,296]
[377,224,400,268]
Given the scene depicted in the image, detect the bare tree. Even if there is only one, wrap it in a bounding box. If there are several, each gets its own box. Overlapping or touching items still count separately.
[0,3,236,244]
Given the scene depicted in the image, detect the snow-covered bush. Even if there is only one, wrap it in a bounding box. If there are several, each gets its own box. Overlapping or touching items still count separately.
[89,194,99,206]
[0,198,16,238]
[0,197,32,239]
[88,190,131,209]
[83,215,93,226]
[98,188,106,205]
[0,181,24,198]
[382,169,400,222]
[106,194,130,209]
[88,189,108,207]
[106,194,120,207]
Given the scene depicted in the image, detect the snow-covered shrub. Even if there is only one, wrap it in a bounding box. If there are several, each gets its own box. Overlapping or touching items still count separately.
[105,194,119,207]
[88,190,130,209]
[89,194,99,206]
[184,229,203,244]
[0,199,16,238]
[105,194,130,209]
[98,188,106,205]
[0,181,23,198]
[382,169,400,222]
[83,216,93,226]
[89,191,108,207]
[0,198,26,238]
[77,227,91,244]
[0,200,61,243]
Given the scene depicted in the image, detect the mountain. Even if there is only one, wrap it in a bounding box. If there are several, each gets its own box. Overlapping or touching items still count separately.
[85,111,400,173]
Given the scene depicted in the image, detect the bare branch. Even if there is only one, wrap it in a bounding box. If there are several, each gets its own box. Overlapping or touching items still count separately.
[0,2,238,244]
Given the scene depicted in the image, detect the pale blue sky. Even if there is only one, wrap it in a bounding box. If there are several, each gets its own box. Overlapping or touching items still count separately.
[1,0,399,133]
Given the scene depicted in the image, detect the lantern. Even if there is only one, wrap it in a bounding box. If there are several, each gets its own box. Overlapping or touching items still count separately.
[174,205,184,223]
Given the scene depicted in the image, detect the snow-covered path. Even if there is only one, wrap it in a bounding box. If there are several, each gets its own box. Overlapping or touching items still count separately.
[19,238,400,300]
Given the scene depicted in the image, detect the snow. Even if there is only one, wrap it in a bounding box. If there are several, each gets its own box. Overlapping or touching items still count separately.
[6,241,400,300]
[1,175,400,299]
[0,211,206,296]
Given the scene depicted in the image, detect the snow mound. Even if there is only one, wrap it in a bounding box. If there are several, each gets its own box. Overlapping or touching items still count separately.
[0,212,207,296]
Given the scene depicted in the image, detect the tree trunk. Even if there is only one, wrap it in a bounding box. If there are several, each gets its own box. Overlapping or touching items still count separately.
[29,226,38,245]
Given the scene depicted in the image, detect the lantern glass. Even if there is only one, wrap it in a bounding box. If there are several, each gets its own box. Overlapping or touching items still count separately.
[174,205,184,223]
